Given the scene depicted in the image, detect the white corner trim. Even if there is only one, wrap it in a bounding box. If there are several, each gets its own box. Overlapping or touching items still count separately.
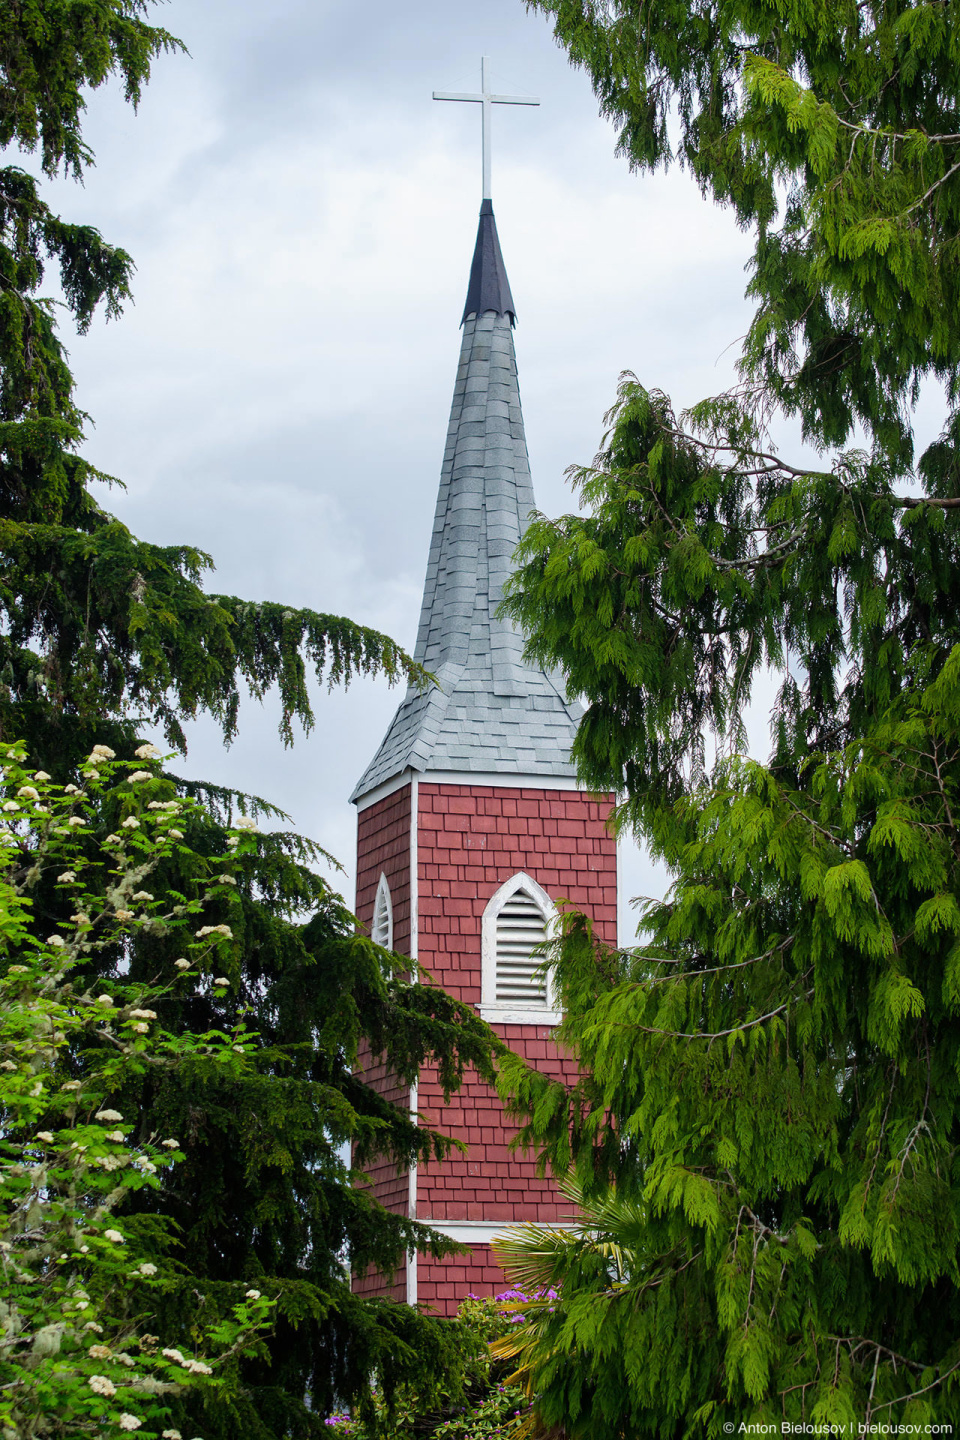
[481,871,559,1015]
[420,1219,579,1246]
[406,775,420,1308]
[615,823,623,951]
[409,774,419,978]
[408,1082,419,1221]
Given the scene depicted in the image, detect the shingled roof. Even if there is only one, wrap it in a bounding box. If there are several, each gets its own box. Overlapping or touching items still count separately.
[351,204,581,802]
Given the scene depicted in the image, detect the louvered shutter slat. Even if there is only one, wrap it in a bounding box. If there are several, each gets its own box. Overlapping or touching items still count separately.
[495,889,548,1004]
[372,883,391,948]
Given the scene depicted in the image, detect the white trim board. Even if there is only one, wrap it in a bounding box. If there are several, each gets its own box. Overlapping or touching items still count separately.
[421,1219,578,1245]
[406,774,420,1308]
[479,1006,562,1025]
[354,768,597,812]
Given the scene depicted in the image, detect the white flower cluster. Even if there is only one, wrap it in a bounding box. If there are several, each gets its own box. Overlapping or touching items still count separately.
[174,959,191,970]
[89,745,116,760]
[118,1416,142,1431]
[195,925,233,940]
[129,1008,157,1020]
[128,772,153,784]
[88,1375,115,1397]
[233,816,258,831]
[135,743,161,759]
[96,1109,123,1122]
[158,1348,211,1375]
[148,800,182,813]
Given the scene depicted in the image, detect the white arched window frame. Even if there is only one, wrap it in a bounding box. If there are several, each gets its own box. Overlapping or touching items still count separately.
[371,872,393,951]
[480,872,561,1025]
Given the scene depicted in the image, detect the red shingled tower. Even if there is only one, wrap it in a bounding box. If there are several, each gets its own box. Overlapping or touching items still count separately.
[351,201,617,1315]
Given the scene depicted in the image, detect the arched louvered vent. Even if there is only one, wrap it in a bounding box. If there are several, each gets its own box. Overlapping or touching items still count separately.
[372,873,393,950]
[495,887,548,1005]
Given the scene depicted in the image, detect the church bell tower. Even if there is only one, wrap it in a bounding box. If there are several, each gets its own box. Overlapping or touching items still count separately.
[351,69,617,1315]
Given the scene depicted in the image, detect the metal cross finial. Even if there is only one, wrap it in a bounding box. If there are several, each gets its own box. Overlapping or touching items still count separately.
[433,57,540,202]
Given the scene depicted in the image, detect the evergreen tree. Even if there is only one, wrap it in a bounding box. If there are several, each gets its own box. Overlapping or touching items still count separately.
[495,393,960,1433]
[487,2,960,1431]
[1,1,427,772]
[1,7,503,1435]
[527,0,960,465]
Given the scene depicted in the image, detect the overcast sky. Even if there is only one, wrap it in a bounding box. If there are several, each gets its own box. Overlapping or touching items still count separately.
[32,0,773,934]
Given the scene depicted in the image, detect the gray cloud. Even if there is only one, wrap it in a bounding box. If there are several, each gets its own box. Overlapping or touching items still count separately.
[22,0,767,933]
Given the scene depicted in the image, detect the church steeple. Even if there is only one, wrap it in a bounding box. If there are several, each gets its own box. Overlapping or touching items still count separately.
[351,207,580,802]
[350,71,617,1316]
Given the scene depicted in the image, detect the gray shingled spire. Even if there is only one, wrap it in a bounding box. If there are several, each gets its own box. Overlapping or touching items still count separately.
[352,206,581,802]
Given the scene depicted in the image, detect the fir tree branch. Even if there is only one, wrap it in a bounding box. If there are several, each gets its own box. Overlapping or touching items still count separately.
[597,985,813,1041]
[868,1356,960,1414]
[627,934,795,983]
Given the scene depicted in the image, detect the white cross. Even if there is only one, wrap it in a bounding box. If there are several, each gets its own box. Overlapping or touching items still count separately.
[433,57,540,202]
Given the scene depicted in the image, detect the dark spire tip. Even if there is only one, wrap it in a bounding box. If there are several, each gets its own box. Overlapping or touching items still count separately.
[461,202,516,327]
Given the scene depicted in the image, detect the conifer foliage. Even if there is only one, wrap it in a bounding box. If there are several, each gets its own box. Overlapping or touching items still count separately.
[493,1,960,1431]
[0,6,501,1436]
[0,2,428,774]
[528,0,960,464]
[499,409,960,1429]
